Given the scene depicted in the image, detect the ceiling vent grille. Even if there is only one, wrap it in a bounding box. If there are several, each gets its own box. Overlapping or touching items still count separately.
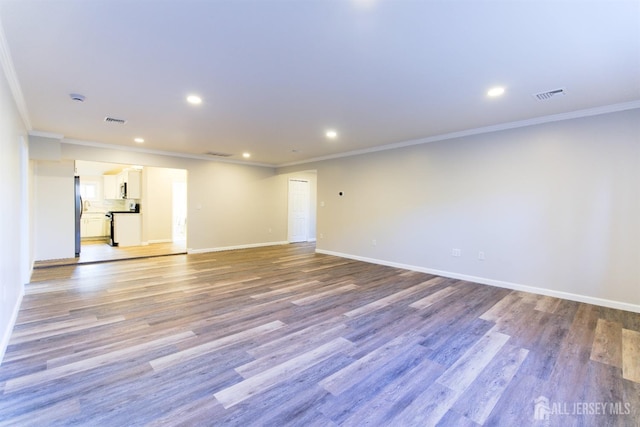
[104,116,127,124]
[534,88,566,101]
[205,151,233,157]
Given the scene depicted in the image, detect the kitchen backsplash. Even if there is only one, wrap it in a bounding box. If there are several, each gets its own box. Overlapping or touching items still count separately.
[84,199,127,213]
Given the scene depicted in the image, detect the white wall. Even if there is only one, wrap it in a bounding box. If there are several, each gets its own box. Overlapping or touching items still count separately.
[186,160,286,251]
[0,52,29,363]
[33,160,75,260]
[56,142,289,253]
[22,106,640,316]
[142,166,187,244]
[279,109,640,312]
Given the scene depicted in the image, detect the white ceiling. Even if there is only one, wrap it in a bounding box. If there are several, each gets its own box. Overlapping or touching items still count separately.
[1,0,639,167]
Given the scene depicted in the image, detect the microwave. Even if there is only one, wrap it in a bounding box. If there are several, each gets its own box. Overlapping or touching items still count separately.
[120,182,127,199]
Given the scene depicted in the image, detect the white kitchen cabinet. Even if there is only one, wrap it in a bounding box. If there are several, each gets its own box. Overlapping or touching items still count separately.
[113,213,141,246]
[126,170,141,199]
[103,175,118,199]
[81,213,108,238]
[104,170,141,200]
[115,170,142,199]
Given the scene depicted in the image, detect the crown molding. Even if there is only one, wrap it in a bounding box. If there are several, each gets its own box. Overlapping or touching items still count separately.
[277,100,640,168]
[28,130,64,140]
[61,138,275,168]
[0,19,31,130]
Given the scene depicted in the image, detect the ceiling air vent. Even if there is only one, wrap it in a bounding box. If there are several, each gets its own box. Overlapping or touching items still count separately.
[534,88,566,101]
[104,116,127,124]
[205,151,233,157]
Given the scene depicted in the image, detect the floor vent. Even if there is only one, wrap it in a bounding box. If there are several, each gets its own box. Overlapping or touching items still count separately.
[534,88,565,101]
[104,117,127,124]
[205,151,233,157]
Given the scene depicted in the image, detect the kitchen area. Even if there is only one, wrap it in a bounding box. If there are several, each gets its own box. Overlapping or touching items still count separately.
[73,160,187,263]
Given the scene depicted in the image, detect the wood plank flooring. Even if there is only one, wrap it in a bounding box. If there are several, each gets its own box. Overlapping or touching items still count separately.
[1,243,639,426]
[33,240,187,268]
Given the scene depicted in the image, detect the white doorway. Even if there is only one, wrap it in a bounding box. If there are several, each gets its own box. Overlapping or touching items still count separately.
[172,182,187,242]
[288,179,310,243]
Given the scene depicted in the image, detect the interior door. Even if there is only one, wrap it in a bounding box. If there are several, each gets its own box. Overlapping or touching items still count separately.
[288,179,310,243]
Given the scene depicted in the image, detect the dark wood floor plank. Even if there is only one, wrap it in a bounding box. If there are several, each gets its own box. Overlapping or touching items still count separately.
[436,328,511,393]
[149,320,285,372]
[214,337,354,409]
[591,318,623,368]
[389,381,459,426]
[319,332,423,396]
[424,317,496,368]
[4,330,196,393]
[451,343,529,425]
[317,340,433,424]
[339,356,444,427]
[622,328,640,383]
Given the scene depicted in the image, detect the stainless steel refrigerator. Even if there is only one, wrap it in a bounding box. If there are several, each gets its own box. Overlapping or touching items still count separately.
[74,176,82,257]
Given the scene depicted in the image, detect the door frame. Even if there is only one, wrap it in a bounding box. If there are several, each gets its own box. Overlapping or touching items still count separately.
[287,178,310,243]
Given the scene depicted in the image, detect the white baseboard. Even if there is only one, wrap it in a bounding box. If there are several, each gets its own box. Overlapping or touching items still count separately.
[307,238,317,243]
[146,239,173,245]
[27,259,34,284]
[188,241,289,254]
[0,284,25,366]
[316,249,640,314]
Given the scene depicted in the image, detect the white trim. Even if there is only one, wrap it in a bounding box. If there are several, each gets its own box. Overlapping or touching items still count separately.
[316,249,640,314]
[278,100,640,168]
[188,241,289,254]
[307,238,317,243]
[287,178,311,243]
[0,285,24,366]
[26,100,640,171]
[146,239,173,244]
[28,260,34,286]
[28,130,64,140]
[61,138,274,168]
[0,19,31,130]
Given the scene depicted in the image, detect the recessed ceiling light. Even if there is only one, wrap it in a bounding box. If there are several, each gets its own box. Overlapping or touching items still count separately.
[134,138,144,143]
[242,152,251,158]
[487,87,505,97]
[187,95,202,105]
[325,130,338,139]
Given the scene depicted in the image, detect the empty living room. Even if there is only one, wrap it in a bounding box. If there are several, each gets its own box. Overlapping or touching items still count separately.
[1,1,639,426]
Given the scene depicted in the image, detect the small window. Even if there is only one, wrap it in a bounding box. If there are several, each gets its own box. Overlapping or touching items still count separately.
[80,182,99,200]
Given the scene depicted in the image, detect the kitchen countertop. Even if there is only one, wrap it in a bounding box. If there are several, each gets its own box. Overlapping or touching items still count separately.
[107,211,140,214]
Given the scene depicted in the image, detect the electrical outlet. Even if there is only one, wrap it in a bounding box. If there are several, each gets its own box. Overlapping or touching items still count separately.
[452,248,461,257]
[319,233,324,239]
[478,251,485,260]
[372,239,377,246]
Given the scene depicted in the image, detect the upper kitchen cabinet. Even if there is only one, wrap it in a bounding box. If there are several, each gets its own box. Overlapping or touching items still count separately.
[103,175,118,199]
[104,169,142,200]
[125,170,141,199]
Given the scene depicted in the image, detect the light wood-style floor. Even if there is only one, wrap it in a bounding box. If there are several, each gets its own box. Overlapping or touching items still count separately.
[2,243,639,426]
[33,240,187,268]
